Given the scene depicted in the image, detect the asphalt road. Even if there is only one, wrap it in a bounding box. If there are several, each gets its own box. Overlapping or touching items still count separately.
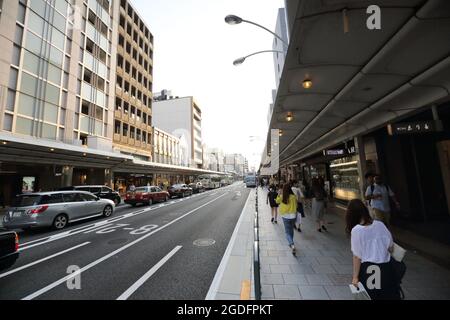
[0,183,251,300]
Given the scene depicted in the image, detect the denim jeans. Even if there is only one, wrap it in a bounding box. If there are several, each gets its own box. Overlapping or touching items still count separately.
[282,217,296,247]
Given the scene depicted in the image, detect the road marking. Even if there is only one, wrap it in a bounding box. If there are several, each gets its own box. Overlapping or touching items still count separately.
[18,190,227,251]
[206,189,252,300]
[21,192,229,300]
[116,246,182,300]
[240,280,251,300]
[0,242,90,279]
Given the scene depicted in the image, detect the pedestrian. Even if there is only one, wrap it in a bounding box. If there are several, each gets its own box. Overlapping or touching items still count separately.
[346,199,401,300]
[311,178,328,232]
[365,174,400,228]
[276,184,298,255]
[291,181,305,232]
[129,183,136,192]
[363,172,375,210]
[267,184,279,224]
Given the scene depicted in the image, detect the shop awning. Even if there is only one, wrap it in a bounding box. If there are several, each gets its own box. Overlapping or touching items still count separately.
[269,0,450,166]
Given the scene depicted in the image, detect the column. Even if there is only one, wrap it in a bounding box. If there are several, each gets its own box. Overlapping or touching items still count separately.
[355,136,367,200]
[61,166,74,188]
[105,169,114,189]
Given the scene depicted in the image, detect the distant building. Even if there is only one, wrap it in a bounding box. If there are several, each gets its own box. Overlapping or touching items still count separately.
[272,8,289,88]
[153,127,184,166]
[152,95,203,168]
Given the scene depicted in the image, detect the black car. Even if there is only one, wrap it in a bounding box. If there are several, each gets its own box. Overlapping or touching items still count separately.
[168,184,193,198]
[0,231,19,271]
[189,182,205,194]
[59,185,122,206]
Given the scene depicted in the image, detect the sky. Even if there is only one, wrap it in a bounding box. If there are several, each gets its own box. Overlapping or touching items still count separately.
[131,0,285,169]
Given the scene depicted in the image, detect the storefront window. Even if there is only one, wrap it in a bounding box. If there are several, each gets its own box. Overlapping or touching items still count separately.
[330,156,361,201]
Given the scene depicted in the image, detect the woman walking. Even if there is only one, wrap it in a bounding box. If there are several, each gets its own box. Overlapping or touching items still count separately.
[291,181,305,232]
[346,199,401,300]
[276,184,298,255]
[311,178,327,232]
[267,185,279,224]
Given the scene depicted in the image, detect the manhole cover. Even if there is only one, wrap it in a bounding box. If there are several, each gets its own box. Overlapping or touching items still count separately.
[193,239,216,247]
[108,238,128,245]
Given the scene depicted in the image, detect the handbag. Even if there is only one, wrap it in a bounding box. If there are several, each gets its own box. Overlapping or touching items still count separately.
[349,282,371,300]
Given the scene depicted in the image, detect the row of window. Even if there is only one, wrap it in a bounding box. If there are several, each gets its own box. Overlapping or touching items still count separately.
[117,54,152,90]
[118,35,153,75]
[114,120,151,144]
[119,14,153,58]
[120,0,152,42]
[115,97,151,124]
[116,76,152,106]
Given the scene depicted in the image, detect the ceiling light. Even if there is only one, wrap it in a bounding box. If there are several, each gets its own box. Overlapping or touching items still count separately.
[286,112,294,122]
[50,148,55,152]
[83,153,87,156]
[279,130,284,137]
[302,79,313,89]
[1,141,7,145]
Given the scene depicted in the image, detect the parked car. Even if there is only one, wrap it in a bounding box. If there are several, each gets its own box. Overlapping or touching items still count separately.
[59,185,122,206]
[168,184,193,198]
[189,182,205,194]
[0,231,19,271]
[2,191,115,231]
[125,186,170,207]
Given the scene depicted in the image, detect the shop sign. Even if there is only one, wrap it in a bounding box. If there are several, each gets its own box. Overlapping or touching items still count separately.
[388,121,442,135]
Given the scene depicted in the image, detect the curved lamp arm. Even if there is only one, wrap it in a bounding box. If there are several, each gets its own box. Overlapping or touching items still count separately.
[225,15,289,47]
[233,50,284,66]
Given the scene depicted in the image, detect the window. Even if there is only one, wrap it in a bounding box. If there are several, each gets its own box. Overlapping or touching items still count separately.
[143,112,147,124]
[114,120,121,134]
[130,126,135,139]
[123,124,128,137]
[116,97,122,110]
[15,116,34,136]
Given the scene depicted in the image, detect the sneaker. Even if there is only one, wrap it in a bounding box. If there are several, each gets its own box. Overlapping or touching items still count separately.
[322,225,327,231]
[271,218,274,223]
[274,220,278,224]
[297,227,302,232]
[318,228,322,232]
[291,245,296,255]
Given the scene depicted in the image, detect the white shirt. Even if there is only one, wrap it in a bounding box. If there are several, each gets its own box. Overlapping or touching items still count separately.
[365,184,394,213]
[351,221,393,263]
[291,187,304,203]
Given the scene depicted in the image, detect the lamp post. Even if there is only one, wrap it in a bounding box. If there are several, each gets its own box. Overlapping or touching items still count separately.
[233,50,284,66]
[225,15,288,47]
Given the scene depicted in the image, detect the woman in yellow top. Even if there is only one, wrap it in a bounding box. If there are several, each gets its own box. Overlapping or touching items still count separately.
[276,184,298,255]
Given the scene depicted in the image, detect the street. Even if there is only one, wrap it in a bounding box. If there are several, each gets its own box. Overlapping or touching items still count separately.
[0,183,250,300]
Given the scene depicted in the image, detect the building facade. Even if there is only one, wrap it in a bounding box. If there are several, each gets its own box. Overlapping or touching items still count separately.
[152,95,203,168]
[113,0,154,161]
[153,127,183,166]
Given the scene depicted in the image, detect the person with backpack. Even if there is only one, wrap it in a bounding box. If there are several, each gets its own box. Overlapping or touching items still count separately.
[267,184,279,224]
[291,181,305,232]
[346,199,402,300]
[276,184,298,255]
[311,178,328,232]
[365,174,400,228]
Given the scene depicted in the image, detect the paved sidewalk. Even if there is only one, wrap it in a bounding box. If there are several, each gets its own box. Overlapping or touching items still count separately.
[256,188,450,300]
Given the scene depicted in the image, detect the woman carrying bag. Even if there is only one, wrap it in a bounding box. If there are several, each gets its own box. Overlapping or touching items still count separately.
[267,184,279,224]
[276,184,298,255]
[346,199,402,300]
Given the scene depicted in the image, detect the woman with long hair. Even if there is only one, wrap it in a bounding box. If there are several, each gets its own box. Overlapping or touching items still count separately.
[276,184,298,255]
[267,184,279,224]
[346,199,400,300]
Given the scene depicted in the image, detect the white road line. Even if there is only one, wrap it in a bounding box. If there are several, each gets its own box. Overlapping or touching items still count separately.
[205,189,252,300]
[21,192,229,300]
[116,246,182,300]
[18,190,225,251]
[0,242,90,279]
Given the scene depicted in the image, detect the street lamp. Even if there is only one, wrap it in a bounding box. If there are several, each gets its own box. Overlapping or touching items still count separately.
[233,50,284,66]
[225,14,288,47]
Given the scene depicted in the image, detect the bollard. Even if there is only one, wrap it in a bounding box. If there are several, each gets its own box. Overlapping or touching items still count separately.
[253,241,261,301]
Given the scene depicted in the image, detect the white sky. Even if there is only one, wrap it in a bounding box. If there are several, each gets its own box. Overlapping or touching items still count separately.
[131,0,285,169]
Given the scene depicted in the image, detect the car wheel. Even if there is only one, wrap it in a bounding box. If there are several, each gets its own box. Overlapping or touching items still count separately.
[148,198,153,206]
[53,214,68,230]
[103,205,113,217]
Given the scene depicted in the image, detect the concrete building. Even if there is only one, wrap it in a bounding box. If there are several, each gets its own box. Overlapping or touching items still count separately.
[0,0,222,204]
[272,8,289,89]
[153,127,183,166]
[113,0,154,161]
[224,153,247,177]
[207,147,225,172]
[152,95,203,169]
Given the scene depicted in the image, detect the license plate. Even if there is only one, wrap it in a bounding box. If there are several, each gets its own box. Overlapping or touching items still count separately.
[12,212,22,218]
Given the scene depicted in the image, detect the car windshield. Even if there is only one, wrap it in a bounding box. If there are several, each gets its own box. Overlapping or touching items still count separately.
[135,187,149,192]
[11,195,42,207]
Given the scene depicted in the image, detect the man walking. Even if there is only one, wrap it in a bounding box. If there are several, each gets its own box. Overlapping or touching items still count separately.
[365,174,400,228]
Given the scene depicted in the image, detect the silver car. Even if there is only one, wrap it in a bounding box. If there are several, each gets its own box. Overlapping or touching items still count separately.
[2,191,115,230]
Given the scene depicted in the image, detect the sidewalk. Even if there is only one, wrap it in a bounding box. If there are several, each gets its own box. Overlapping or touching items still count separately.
[256,188,450,300]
